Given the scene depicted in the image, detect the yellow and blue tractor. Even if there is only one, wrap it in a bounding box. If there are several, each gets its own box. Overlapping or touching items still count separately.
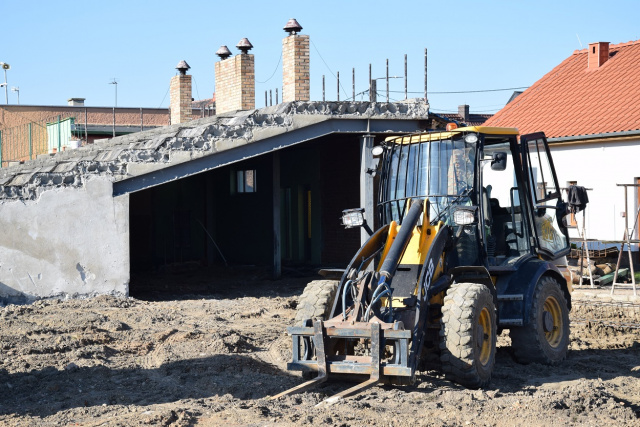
[273,126,573,403]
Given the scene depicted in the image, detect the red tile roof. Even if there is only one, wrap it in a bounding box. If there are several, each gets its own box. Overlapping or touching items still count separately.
[484,40,640,138]
[438,112,493,127]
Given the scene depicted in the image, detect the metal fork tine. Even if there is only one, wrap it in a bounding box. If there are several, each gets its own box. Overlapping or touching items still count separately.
[317,322,382,406]
[269,320,328,400]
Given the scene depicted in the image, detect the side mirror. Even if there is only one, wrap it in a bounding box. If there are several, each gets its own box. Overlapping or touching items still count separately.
[491,152,508,171]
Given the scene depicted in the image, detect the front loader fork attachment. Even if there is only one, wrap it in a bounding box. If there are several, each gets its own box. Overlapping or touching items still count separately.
[271,320,384,403]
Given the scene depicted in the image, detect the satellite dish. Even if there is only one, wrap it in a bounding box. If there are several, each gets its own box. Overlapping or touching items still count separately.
[1,63,10,70]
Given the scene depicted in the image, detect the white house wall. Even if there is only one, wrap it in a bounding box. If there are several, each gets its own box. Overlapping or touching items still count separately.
[0,177,130,303]
[549,139,640,246]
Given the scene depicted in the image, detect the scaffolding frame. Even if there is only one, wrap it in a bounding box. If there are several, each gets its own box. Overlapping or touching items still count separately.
[611,183,639,296]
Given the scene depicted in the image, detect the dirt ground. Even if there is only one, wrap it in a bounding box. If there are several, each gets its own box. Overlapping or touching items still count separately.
[1,270,639,426]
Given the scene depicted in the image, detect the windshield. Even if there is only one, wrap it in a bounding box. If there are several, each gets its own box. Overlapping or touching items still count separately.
[379,134,477,225]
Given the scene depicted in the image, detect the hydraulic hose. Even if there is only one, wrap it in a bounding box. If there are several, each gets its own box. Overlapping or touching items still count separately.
[378,199,424,283]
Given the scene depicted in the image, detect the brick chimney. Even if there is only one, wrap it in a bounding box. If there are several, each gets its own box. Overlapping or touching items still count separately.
[214,40,255,115]
[170,60,192,124]
[458,104,470,123]
[282,19,310,103]
[588,42,610,69]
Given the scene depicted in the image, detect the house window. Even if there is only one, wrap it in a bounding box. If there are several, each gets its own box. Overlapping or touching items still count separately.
[236,169,257,193]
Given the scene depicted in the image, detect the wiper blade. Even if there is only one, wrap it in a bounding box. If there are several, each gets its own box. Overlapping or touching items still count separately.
[431,188,473,224]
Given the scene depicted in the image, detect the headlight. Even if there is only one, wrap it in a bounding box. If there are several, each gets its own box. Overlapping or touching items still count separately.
[464,134,478,143]
[341,208,365,228]
[453,207,478,225]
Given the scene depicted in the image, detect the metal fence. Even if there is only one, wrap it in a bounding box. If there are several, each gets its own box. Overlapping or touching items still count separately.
[0,112,78,167]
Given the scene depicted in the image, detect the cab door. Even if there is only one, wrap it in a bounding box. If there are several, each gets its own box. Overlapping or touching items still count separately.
[519,132,570,260]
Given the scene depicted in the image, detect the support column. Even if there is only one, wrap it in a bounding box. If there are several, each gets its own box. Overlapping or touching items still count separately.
[205,174,215,265]
[273,151,282,279]
[360,134,375,246]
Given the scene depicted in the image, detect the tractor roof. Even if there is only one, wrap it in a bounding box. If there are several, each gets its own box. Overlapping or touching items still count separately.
[386,126,520,144]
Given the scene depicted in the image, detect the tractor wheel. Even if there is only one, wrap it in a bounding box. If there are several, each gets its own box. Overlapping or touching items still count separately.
[510,276,570,365]
[439,283,497,388]
[294,280,339,326]
[294,280,339,379]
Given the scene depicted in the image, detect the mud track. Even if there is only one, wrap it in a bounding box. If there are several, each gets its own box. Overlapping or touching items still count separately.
[1,275,639,426]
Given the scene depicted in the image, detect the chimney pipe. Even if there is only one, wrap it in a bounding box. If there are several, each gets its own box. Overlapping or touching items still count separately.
[282,18,310,102]
[458,104,470,123]
[588,42,610,69]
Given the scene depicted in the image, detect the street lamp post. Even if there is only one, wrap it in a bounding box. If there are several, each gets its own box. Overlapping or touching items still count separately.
[109,79,118,137]
[0,62,10,104]
[109,78,118,107]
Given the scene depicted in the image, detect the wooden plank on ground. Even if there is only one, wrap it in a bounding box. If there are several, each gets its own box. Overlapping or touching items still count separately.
[598,268,629,286]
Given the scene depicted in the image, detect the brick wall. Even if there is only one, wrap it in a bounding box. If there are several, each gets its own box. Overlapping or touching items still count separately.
[214,55,255,115]
[282,35,310,102]
[169,74,192,124]
[0,106,170,130]
[320,136,361,264]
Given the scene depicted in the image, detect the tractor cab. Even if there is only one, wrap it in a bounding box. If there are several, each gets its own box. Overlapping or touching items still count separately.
[379,126,571,272]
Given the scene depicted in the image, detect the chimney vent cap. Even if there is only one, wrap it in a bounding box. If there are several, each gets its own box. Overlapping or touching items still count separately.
[216,45,232,60]
[283,18,303,35]
[236,38,253,54]
[175,60,191,75]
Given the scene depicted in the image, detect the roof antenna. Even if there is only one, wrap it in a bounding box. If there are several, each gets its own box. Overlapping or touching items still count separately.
[576,34,583,49]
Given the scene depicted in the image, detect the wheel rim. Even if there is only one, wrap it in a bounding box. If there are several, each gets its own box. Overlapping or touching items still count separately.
[542,295,563,348]
[477,307,492,366]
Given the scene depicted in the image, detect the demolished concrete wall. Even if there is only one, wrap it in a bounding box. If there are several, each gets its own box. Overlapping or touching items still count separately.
[0,100,430,302]
[0,178,129,304]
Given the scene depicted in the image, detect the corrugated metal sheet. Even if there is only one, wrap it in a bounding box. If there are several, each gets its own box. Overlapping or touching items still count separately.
[46,117,76,153]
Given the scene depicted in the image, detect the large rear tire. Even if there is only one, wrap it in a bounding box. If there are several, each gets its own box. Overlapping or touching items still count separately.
[439,283,497,388]
[510,276,570,365]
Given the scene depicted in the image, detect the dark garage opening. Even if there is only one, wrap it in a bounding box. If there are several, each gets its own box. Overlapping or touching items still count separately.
[128,134,364,298]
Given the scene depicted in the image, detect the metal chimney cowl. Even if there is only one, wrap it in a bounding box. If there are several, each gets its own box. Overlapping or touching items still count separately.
[283,18,302,35]
[175,60,191,75]
[236,38,254,55]
[216,45,232,60]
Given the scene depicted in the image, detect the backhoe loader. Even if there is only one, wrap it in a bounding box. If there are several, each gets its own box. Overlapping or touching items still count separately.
[272,126,573,403]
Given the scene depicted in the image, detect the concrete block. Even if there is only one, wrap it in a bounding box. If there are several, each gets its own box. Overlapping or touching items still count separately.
[177,125,209,138]
[95,149,124,162]
[143,136,169,150]
[9,173,35,187]
[54,162,78,173]
[0,176,14,186]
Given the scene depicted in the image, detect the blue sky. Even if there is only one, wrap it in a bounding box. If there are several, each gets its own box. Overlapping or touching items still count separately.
[2,0,638,114]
